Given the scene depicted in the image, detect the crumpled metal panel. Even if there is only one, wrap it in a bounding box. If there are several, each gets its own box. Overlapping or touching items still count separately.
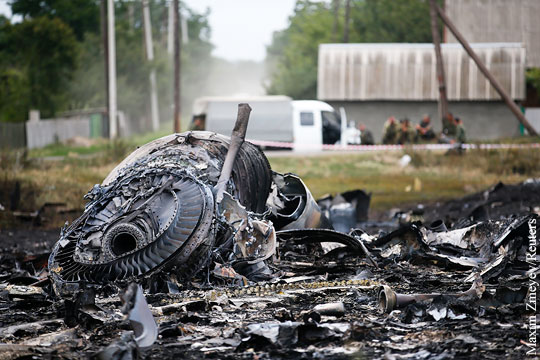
[103,132,272,214]
[267,173,332,230]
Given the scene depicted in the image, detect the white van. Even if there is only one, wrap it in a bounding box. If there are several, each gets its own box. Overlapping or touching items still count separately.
[191,96,355,150]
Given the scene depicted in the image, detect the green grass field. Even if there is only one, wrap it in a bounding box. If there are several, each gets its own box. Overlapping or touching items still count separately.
[2,134,539,228]
[268,148,539,210]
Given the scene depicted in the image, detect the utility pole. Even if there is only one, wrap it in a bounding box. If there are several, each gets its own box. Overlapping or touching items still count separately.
[343,0,350,43]
[181,11,189,44]
[100,0,109,137]
[142,0,160,132]
[107,0,117,138]
[433,2,538,136]
[167,0,174,54]
[128,2,134,30]
[429,0,449,128]
[331,0,340,42]
[173,0,181,133]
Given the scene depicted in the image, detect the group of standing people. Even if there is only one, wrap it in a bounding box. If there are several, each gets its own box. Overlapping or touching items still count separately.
[379,113,466,145]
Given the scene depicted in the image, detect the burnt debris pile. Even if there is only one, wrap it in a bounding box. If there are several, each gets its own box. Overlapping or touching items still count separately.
[1,106,538,358]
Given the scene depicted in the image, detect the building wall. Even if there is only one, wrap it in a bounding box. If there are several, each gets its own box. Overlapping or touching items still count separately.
[525,108,540,134]
[445,0,540,68]
[329,100,520,142]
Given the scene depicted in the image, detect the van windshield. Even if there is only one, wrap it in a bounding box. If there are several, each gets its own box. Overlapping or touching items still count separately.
[321,111,341,144]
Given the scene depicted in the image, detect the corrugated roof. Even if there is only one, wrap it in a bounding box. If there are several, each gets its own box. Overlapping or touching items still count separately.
[320,43,524,49]
[317,43,526,101]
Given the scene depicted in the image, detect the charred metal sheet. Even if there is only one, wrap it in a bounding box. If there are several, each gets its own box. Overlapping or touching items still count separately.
[367,214,538,280]
[317,189,372,232]
[277,228,364,255]
[121,283,158,348]
[420,179,540,224]
[95,332,139,360]
[267,173,332,230]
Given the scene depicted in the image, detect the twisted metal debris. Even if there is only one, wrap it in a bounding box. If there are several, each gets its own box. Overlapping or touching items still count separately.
[48,105,346,294]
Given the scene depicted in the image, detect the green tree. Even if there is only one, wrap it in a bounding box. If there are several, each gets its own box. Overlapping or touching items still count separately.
[266,1,334,99]
[10,0,100,40]
[525,68,540,106]
[67,1,213,131]
[266,0,439,99]
[2,0,213,130]
[351,0,435,43]
[0,16,29,122]
[0,16,78,121]
[526,68,540,94]
[0,68,30,123]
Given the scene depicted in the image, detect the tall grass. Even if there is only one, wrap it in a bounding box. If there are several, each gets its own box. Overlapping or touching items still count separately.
[2,142,538,228]
[269,148,539,210]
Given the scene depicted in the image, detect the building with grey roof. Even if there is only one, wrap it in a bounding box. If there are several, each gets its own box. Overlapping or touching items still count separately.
[317,43,530,141]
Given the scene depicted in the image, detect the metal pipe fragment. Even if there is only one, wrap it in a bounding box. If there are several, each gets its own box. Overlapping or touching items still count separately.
[214,103,252,203]
[313,302,346,317]
[356,238,378,268]
[378,281,481,313]
[429,219,448,232]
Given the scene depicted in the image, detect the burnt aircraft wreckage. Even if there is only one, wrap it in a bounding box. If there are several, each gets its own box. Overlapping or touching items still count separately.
[48,104,350,294]
[4,104,538,358]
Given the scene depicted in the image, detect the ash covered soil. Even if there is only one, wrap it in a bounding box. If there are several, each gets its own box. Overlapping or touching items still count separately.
[0,180,538,359]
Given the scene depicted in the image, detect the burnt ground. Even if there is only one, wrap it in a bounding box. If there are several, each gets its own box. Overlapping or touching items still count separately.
[0,180,538,359]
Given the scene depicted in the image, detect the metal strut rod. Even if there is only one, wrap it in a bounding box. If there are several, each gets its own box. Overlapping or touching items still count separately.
[214,103,252,203]
[434,2,538,136]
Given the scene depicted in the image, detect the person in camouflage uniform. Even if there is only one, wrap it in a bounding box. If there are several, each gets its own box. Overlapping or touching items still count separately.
[382,116,398,144]
[455,117,466,143]
[415,114,436,141]
[359,123,375,145]
[397,118,415,144]
[189,115,205,131]
[442,112,457,136]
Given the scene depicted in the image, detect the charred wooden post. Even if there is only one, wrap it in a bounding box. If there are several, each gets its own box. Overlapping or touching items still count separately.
[173,0,181,133]
[429,0,449,127]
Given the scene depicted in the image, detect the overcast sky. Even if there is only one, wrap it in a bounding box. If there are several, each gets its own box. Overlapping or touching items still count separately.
[184,0,297,62]
[0,0,298,63]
